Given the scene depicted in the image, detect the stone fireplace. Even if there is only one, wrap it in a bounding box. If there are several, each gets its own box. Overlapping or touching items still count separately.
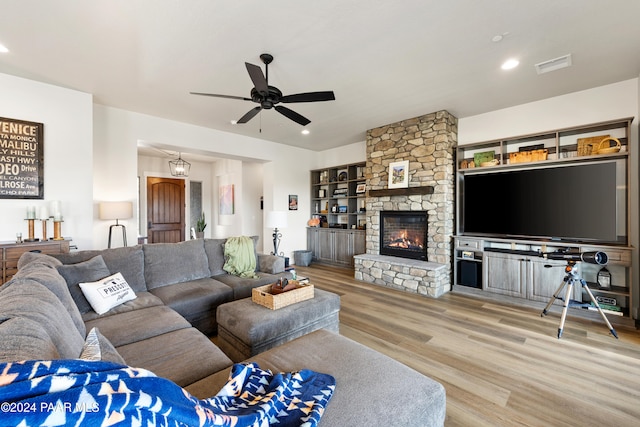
[354,110,457,297]
[380,210,427,260]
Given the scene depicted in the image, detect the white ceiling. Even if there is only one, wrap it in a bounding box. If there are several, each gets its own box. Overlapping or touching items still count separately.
[1,0,639,157]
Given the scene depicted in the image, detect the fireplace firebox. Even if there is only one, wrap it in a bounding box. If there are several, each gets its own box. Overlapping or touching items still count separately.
[380,211,427,261]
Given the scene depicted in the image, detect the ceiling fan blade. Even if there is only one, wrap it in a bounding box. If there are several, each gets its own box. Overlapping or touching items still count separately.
[275,105,311,126]
[281,91,335,103]
[190,92,251,101]
[245,62,269,95]
[237,106,262,124]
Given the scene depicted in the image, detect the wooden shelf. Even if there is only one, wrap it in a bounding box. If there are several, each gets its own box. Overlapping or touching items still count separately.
[368,186,434,197]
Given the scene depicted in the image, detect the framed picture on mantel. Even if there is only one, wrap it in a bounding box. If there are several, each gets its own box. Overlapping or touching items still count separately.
[388,160,409,189]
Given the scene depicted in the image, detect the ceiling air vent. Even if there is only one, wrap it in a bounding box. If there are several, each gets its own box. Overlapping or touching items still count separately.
[535,54,572,75]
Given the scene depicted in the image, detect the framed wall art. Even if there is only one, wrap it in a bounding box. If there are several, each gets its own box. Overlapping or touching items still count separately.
[288,194,298,210]
[219,184,234,215]
[355,183,366,194]
[0,117,44,199]
[388,160,409,189]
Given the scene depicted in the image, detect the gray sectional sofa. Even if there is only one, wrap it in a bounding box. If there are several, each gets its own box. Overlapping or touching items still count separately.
[0,237,446,426]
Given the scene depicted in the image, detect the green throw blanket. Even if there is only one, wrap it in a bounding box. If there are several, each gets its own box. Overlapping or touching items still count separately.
[223,236,259,278]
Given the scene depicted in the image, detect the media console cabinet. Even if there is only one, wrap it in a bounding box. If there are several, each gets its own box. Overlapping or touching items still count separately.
[454,117,635,321]
[453,236,632,319]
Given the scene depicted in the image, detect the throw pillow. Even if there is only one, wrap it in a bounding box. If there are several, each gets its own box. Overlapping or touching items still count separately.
[79,327,126,365]
[57,255,112,314]
[79,272,137,315]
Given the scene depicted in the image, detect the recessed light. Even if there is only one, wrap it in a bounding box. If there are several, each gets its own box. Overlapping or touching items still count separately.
[301,129,310,135]
[501,59,519,70]
[0,43,9,53]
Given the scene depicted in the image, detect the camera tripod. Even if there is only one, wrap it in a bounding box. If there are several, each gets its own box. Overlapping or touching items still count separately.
[541,260,618,339]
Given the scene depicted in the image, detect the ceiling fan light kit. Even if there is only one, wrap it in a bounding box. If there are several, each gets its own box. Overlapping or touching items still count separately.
[191,53,335,126]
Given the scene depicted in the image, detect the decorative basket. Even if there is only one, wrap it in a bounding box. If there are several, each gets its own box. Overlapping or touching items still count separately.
[592,137,621,155]
[509,149,548,164]
[252,282,314,310]
[577,134,609,156]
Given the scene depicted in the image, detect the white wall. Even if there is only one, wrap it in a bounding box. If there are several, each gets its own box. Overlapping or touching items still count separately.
[459,79,638,144]
[96,105,317,257]
[0,73,94,249]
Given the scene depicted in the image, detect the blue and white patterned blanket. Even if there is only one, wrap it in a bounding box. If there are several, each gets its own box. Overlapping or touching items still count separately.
[0,359,335,426]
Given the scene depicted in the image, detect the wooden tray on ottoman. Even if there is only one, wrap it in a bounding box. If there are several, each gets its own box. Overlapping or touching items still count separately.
[252,282,315,310]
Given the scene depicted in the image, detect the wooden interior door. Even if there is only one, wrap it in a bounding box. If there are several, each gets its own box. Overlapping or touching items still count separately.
[147,177,185,243]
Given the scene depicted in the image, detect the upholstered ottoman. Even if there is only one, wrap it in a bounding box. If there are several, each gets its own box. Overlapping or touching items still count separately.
[216,288,340,361]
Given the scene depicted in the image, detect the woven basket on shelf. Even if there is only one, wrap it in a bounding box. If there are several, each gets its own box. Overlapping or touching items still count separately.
[592,137,621,155]
[577,134,608,156]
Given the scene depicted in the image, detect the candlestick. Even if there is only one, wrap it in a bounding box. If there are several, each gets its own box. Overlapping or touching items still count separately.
[26,219,37,241]
[41,219,48,240]
[40,206,49,220]
[53,220,63,240]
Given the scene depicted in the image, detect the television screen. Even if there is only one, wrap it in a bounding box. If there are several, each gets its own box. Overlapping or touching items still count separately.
[462,161,626,244]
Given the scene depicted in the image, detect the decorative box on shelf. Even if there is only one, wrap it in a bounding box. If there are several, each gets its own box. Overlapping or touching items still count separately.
[252,282,314,310]
[509,148,548,164]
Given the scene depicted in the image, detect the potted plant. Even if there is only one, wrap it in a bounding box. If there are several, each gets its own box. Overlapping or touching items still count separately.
[195,211,207,238]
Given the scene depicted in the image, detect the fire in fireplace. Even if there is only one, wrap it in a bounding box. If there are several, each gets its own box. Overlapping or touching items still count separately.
[380,211,427,261]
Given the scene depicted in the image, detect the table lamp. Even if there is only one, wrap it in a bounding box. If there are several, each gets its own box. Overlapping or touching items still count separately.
[99,201,133,248]
[266,210,288,256]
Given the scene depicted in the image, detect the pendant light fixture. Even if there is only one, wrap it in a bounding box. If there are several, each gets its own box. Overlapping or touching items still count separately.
[169,153,191,177]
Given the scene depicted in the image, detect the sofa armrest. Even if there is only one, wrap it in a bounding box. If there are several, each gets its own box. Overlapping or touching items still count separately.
[257,254,285,274]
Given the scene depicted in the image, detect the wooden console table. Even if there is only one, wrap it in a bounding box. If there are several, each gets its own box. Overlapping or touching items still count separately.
[0,239,71,285]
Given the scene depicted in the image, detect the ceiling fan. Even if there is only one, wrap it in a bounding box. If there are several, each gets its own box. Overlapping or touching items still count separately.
[190,53,335,126]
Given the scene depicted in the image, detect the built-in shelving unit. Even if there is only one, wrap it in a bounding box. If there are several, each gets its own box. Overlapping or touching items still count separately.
[310,162,367,230]
[454,117,635,321]
[308,162,366,266]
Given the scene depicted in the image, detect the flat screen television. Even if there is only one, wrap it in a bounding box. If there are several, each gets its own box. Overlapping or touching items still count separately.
[461,160,627,245]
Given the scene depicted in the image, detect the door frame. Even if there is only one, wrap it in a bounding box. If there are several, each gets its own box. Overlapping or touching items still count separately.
[140,172,190,242]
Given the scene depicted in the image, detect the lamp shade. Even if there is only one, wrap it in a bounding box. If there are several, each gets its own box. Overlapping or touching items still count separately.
[266,210,288,229]
[99,201,133,220]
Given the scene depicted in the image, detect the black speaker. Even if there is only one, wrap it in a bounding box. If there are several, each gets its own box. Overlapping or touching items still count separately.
[458,260,481,288]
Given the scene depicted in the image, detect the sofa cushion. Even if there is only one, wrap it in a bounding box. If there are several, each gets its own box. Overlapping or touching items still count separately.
[53,245,147,293]
[15,255,86,337]
[143,239,211,289]
[84,305,192,348]
[17,251,62,270]
[203,238,227,276]
[57,255,111,314]
[257,253,285,274]
[116,327,233,387]
[149,277,233,335]
[78,327,126,365]
[80,291,164,322]
[0,279,85,359]
[79,272,137,315]
[0,317,60,362]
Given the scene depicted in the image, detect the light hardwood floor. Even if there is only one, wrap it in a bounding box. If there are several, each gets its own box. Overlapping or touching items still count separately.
[293,264,640,427]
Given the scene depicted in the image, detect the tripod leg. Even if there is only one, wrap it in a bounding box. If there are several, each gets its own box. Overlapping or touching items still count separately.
[581,280,619,339]
[541,278,567,317]
[557,279,574,339]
